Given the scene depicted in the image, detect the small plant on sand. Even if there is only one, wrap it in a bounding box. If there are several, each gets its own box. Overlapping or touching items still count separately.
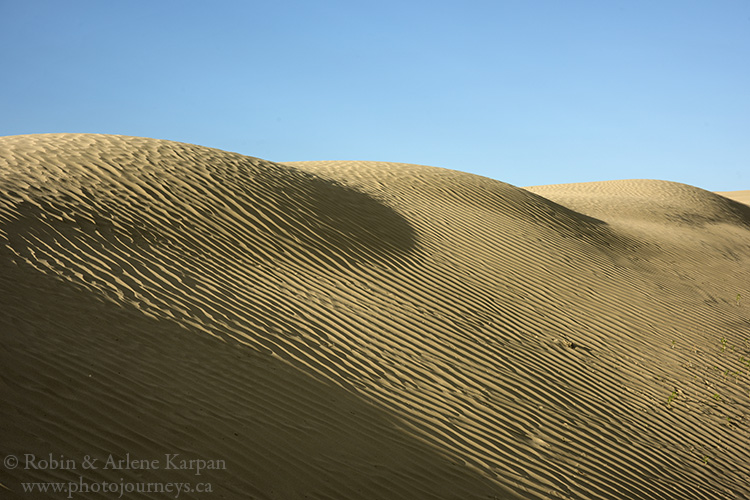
[669,331,749,465]
[737,293,742,306]
[666,390,678,407]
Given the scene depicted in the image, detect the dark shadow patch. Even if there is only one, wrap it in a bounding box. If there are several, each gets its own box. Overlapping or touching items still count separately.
[150,140,419,265]
[1,134,418,272]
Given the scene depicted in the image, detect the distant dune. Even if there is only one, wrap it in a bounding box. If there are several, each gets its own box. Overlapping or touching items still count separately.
[717,190,750,207]
[1,134,748,499]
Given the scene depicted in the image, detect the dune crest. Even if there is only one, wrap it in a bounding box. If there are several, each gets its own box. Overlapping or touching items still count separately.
[2,134,749,499]
[528,179,750,229]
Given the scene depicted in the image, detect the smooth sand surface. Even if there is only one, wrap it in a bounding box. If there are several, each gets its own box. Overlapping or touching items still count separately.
[717,190,750,207]
[1,134,748,499]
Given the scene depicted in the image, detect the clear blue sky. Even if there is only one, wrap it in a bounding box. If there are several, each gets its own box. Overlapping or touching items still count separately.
[2,1,748,190]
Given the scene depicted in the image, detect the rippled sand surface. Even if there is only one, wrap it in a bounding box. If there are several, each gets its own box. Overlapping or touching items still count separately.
[1,134,749,499]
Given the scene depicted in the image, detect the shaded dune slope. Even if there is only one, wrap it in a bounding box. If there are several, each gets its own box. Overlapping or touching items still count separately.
[2,135,749,499]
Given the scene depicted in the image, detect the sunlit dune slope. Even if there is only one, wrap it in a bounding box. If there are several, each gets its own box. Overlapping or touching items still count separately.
[1,134,749,499]
[717,190,750,207]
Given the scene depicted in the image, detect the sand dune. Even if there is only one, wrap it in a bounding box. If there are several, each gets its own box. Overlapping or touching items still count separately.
[1,134,748,499]
[717,191,750,207]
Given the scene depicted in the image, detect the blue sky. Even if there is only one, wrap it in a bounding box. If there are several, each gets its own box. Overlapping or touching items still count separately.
[2,1,748,190]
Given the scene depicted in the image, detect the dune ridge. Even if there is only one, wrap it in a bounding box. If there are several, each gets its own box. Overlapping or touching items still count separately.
[1,134,749,499]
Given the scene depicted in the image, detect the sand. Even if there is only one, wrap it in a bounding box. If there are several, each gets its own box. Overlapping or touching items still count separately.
[718,191,750,207]
[1,133,748,499]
